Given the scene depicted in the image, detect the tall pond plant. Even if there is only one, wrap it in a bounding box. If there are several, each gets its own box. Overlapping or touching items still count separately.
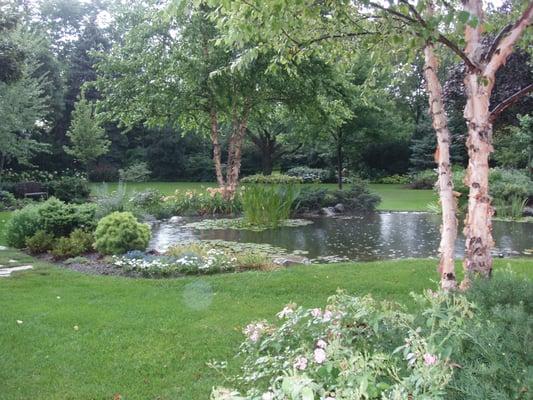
[241,184,300,228]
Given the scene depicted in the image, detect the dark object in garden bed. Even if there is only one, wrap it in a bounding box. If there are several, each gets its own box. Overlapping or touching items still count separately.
[13,181,48,199]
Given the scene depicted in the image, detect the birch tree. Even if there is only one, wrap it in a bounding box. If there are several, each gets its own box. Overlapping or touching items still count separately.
[212,0,533,289]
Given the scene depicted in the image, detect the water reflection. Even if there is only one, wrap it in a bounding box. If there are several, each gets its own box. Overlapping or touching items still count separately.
[150,213,533,261]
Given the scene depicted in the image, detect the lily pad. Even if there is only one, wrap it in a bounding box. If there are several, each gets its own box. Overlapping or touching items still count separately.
[183,218,313,232]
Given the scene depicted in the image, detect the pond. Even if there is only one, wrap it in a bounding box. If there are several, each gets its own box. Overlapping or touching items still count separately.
[150,212,533,262]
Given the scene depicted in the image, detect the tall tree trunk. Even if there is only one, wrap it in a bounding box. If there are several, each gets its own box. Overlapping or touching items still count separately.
[226,118,249,194]
[423,43,458,290]
[336,133,343,190]
[460,0,533,287]
[210,107,226,189]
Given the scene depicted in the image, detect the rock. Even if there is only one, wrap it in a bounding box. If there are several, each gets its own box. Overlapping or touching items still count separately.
[0,245,7,251]
[321,207,337,217]
[0,265,33,277]
[169,216,182,223]
[333,203,345,213]
[523,207,533,217]
[272,255,309,266]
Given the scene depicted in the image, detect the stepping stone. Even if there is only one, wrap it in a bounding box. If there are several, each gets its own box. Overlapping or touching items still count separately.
[0,265,33,278]
[0,246,7,251]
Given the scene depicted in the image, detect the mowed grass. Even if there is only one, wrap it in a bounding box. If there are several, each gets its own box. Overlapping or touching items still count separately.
[0,247,531,400]
[90,182,436,212]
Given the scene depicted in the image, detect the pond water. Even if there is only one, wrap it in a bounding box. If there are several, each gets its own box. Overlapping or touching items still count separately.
[150,212,533,262]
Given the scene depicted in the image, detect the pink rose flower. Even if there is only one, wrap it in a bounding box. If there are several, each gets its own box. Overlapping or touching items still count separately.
[322,310,333,322]
[294,356,308,370]
[316,339,327,349]
[314,348,327,364]
[423,353,438,366]
[311,308,322,318]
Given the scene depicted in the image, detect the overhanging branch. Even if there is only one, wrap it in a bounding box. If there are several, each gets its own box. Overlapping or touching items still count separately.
[489,83,533,123]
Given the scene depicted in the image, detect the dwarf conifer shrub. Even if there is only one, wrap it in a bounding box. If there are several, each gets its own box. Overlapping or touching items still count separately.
[94,211,150,255]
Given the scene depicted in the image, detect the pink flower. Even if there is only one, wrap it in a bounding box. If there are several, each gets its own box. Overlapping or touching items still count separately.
[322,310,333,322]
[423,353,438,366]
[314,348,327,364]
[311,308,322,318]
[294,356,308,370]
[244,322,267,343]
[316,339,327,349]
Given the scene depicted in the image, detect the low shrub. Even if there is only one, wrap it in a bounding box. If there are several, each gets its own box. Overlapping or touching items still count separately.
[286,167,331,183]
[88,163,119,182]
[408,169,436,189]
[4,198,97,248]
[25,230,55,254]
[93,183,129,218]
[46,176,91,203]
[374,174,411,184]
[241,184,300,227]
[5,205,42,248]
[50,229,93,259]
[211,290,474,399]
[128,189,174,219]
[296,180,380,213]
[0,190,17,210]
[94,211,151,255]
[240,174,302,185]
[119,162,151,182]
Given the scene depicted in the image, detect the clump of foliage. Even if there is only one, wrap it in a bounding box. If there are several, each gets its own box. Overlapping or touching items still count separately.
[211,289,473,399]
[447,272,532,399]
[374,174,411,185]
[5,204,43,248]
[119,162,151,182]
[240,174,302,185]
[0,190,17,210]
[163,188,242,216]
[241,184,300,227]
[285,167,331,183]
[94,211,150,255]
[25,230,55,254]
[408,169,436,189]
[128,189,174,219]
[46,175,91,203]
[94,182,129,218]
[296,180,380,213]
[52,229,93,259]
[5,198,98,248]
[493,114,532,172]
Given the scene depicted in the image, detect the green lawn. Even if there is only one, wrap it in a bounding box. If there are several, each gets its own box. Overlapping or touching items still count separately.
[0,247,531,400]
[89,182,437,212]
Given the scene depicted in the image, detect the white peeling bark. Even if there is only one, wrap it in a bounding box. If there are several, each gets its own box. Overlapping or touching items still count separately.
[423,43,458,291]
[461,0,533,288]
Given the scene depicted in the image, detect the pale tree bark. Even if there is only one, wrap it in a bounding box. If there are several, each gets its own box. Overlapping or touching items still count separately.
[226,102,251,195]
[423,43,458,291]
[210,106,226,189]
[461,0,533,288]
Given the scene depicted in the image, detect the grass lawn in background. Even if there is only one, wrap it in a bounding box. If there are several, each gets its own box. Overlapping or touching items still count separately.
[89,182,436,212]
[0,247,531,400]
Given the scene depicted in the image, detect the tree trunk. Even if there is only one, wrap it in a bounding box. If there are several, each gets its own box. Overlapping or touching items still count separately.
[226,119,249,194]
[423,43,458,290]
[462,73,495,285]
[210,107,226,189]
[337,134,343,190]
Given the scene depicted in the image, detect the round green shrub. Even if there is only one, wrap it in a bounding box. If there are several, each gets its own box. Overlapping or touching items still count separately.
[94,211,151,255]
[5,205,41,248]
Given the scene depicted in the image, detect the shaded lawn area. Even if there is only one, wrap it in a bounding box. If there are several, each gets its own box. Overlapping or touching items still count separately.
[0,247,531,400]
[89,182,437,212]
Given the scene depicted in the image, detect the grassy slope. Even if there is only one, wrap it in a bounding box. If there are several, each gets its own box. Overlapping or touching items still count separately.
[89,182,437,212]
[0,249,531,400]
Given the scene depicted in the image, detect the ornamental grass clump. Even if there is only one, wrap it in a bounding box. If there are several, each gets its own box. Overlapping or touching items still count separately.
[94,211,150,255]
[241,184,300,228]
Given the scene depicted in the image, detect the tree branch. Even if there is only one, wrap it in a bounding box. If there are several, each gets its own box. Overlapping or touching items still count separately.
[489,83,533,123]
[484,23,512,62]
